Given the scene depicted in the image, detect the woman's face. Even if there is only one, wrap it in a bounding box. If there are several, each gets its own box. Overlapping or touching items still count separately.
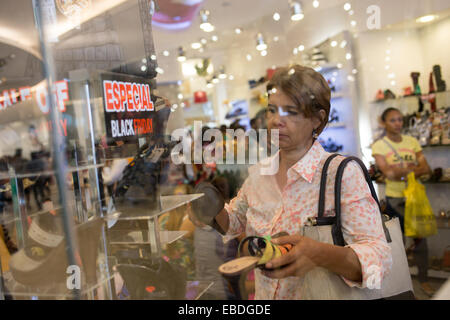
[383,110,403,135]
[266,87,320,151]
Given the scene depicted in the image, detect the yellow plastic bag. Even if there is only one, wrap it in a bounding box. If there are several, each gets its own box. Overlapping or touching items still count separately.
[403,172,437,238]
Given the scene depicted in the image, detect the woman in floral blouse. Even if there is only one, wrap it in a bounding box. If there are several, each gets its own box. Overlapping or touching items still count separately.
[189,65,392,299]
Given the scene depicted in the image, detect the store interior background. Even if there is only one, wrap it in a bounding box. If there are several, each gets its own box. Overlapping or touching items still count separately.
[0,0,450,299]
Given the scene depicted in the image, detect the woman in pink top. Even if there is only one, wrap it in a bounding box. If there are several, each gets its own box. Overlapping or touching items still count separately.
[190,65,392,299]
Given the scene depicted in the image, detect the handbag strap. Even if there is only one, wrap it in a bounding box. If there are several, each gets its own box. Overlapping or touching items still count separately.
[318,154,341,218]
[382,138,404,164]
[333,156,392,246]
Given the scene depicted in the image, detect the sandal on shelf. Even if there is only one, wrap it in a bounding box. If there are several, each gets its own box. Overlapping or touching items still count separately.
[218,235,293,276]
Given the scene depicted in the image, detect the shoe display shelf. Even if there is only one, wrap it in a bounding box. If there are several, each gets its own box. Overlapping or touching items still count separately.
[303,31,363,158]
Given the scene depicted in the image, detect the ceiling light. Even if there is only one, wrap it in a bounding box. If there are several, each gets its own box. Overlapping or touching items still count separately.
[200,10,215,32]
[352,69,358,74]
[344,3,351,11]
[219,66,227,79]
[347,75,355,82]
[290,1,304,21]
[256,33,267,51]
[313,1,320,8]
[246,54,252,61]
[151,55,157,60]
[163,50,170,56]
[141,65,147,71]
[346,53,352,60]
[206,81,213,88]
[340,40,347,48]
[390,80,396,86]
[298,45,305,51]
[212,76,219,84]
[349,10,354,15]
[177,47,186,62]
[201,38,207,45]
[273,12,280,21]
[385,56,391,62]
[261,50,268,57]
[350,20,356,27]
[156,67,164,74]
[199,47,204,53]
[386,49,391,55]
[273,36,279,42]
[416,15,437,23]
[142,58,147,64]
[331,40,337,47]
[385,65,390,70]
[211,35,218,42]
[235,28,242,34]
[337,63,343,69]
[388,73,396,79]
[293,48,298,55]
[191,42,202,49]
[228,75,234,80]
[178,93,184,100]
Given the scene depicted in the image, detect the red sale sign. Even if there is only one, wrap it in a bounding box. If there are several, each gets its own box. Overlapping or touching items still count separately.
[103,80,154,113]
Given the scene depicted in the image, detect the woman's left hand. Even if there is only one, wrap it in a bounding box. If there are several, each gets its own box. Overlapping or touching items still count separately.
[262,235,324,279]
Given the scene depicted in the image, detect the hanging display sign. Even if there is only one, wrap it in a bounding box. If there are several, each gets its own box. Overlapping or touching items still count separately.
[100,73,155,143]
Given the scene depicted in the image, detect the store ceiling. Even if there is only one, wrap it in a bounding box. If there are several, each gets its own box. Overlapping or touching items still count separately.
[1,0,449,82]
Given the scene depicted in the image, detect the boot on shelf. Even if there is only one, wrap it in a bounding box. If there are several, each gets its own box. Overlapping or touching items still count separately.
[411,72,422,96]
[428,72,437,112]
[433,65,447,92]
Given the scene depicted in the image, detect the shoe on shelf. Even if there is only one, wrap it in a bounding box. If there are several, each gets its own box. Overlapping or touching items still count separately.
[419,282,436,297]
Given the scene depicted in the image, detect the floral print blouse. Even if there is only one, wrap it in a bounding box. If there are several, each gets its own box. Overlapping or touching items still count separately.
[223,141,392,299]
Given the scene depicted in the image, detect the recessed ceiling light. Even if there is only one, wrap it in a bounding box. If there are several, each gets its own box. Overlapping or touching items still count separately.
[350,20,357,27]
[261,50,268,57]
[298,45,305,51]
[344,3,351,11]
[340,40,347,48]
[345,53,352,60]
[212,35,218,42]
[163,50,169,56]
[191,42,202,49]
[151,55,157,60]
[273,12,280,21]
[246,54,252,61]
[273,36,279,42]
[235,28,242,34]
[416,15,437,23]
[201,38,207,45]
[331,41,338,47]
[141,65,147,71]
[313,1,320,8]
[156,67,164,74]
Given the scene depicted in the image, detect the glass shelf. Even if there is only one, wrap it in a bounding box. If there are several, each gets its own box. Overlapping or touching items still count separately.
[104,193,204,221]
[2,271,116,300]
[326,122,346,129]
[0,163,105,180]
[370,90,450,104]
[109,230,188,246]
[422,144,450,149]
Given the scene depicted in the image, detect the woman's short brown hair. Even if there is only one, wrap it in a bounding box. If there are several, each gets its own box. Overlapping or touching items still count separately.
[266,65,331,134]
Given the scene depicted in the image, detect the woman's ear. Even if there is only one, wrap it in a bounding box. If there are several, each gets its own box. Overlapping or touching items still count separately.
[314,109,327,131]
